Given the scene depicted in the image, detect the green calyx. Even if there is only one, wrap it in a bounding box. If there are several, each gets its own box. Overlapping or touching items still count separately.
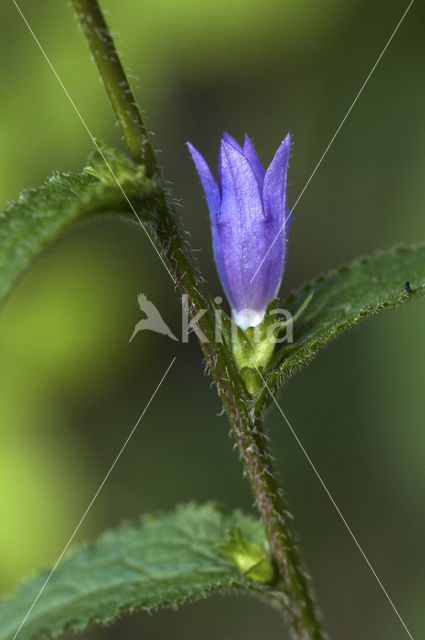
[231,294,314,394]
[231,299,289,394]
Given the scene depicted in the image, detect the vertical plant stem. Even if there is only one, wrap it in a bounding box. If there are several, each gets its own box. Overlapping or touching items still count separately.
[71,0,157,175]
[228,409,324,639]
[71,2,326,637]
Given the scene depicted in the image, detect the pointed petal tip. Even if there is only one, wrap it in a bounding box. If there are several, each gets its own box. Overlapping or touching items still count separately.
[221,137,244,158]
[242,133,255,154]
[186,140,198,159]
[187,141,220,218]
[187,141,212,170]
[268,133,291,169]
[262,133,292,225]
[241,134,265,189]
[282,132,291,147]
[221,132,243,151]
[186,140,199,156]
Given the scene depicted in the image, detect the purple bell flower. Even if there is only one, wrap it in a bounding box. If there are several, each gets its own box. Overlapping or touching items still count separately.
[187,133,292,329]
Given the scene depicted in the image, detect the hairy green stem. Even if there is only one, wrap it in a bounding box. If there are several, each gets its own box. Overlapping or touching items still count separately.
[71,2,325,637]
[71,0,157,175]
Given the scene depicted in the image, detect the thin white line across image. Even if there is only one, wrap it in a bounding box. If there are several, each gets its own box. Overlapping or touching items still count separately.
[12,0,176,284]
[12,356,176,640]
[250,0,415,285]
[254,365,415,640]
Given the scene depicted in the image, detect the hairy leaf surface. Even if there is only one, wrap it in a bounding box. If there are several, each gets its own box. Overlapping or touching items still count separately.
[0,504,280,640]
[257,245,425,412]
[0,144,159,305]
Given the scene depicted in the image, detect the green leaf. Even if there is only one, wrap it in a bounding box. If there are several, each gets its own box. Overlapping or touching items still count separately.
[256,245,425,412]
[0,504,281,640]
[0,143,159,306]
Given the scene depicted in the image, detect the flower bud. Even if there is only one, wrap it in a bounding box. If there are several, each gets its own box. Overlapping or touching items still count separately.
[188,132,292,329]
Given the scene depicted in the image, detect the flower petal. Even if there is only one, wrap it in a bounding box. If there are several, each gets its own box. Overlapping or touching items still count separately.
[263,133,291,229]
[189,134,292,327]
[216,140,279,315]
[242,135,265,190]
[219,140,264,223]
[222,131,243,151]
[218,132,243,194]
[187,142,220,219]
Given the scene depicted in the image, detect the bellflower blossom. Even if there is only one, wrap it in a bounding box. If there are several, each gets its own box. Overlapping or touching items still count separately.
[187,133,292,330]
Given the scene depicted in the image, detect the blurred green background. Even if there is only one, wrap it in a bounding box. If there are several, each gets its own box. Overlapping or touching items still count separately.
[1,1,424,638]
